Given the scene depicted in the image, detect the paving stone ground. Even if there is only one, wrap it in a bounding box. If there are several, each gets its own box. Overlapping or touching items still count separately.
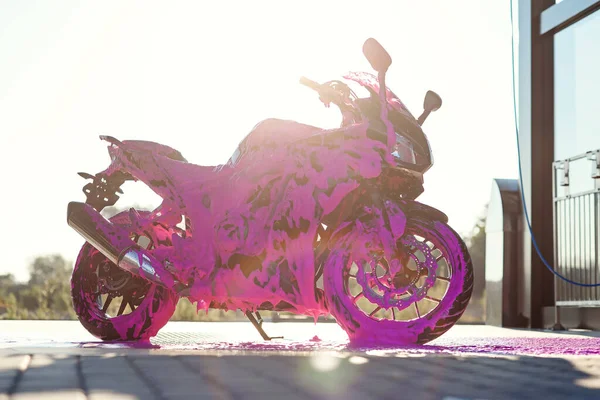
[1,321,600,399]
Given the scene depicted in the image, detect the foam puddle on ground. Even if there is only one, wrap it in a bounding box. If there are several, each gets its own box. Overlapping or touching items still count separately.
[2,322,600,357]
[144,335,600,357]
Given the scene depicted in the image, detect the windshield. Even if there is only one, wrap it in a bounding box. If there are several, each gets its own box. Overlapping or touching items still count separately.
[229,146,242,165]
[343,71,416,120]
[227,134,249,166]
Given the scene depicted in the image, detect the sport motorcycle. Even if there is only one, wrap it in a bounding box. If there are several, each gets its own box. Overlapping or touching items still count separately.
[67,38,473,345]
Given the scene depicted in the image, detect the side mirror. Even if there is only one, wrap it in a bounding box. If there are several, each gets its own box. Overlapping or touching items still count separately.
[362,38,392,73]
[423,90,442,112]
[417,90,443,126]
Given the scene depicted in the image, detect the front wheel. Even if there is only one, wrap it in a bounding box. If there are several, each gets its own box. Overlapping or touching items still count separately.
[323,217,473,345]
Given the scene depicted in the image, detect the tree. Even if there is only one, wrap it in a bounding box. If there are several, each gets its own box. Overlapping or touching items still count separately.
[0,274,15,288]
[460,205,487,323]
[29,255,72,286]
[24,254,76,319]
[467,211,487,301]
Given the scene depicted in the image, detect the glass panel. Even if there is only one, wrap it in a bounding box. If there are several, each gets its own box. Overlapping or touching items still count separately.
[554,10,600,160]
[570,156,597,195]
[511,0,519,121]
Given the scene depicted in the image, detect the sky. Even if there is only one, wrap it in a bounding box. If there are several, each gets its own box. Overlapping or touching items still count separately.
[0,0,519,282]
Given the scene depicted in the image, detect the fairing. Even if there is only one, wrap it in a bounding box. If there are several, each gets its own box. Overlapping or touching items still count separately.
[99,118,397,319]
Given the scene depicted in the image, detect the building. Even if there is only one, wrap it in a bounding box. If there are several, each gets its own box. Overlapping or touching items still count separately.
[487,0,600,329]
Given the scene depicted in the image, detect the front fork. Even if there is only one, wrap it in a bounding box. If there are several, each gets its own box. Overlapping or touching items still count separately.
[346,187,408,252]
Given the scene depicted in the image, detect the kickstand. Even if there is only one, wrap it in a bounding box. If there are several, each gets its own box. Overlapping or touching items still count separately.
[245,311,283,341]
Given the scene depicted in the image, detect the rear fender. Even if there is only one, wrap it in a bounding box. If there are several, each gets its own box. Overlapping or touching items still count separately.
[97,136,190,209]
[101,136,187,162]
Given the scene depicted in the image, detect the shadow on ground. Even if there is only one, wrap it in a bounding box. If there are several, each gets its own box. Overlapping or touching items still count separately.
[2,352,600,400]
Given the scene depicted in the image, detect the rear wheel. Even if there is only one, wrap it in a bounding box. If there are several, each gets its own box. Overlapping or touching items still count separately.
[71,211,178,341]
[323,217,473,345]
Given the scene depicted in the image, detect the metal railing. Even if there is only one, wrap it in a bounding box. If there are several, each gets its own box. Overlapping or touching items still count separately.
[553,148,600,306]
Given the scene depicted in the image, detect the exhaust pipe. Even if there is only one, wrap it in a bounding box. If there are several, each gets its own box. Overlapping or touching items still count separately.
[67,202,179,290]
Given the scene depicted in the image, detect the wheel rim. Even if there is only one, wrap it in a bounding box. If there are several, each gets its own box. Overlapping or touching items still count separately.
[344,230,453,323]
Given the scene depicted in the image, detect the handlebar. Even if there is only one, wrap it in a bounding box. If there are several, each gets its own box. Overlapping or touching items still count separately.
[300,76,365,128]
[299,76,342,104]
[299,76,321,91]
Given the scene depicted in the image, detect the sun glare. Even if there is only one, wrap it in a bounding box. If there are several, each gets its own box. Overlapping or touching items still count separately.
[309,353,342,372]
[0,1,518,280]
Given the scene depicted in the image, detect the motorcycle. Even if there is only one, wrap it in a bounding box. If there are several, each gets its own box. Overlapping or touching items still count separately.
[67,38,473,345]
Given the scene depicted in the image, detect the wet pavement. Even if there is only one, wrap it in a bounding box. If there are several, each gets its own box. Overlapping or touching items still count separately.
[1,321,600,399]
